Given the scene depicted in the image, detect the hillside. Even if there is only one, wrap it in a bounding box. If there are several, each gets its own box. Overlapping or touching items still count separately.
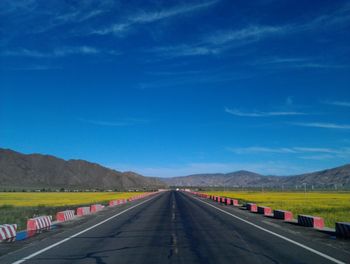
[0,148,165,190]
[161,165,350,188]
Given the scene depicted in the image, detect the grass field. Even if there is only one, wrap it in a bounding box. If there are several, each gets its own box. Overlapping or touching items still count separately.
[0,192,146,230]
[202,191,350,227]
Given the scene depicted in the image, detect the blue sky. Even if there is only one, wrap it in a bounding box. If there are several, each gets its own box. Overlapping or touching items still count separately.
[1,0,350,177]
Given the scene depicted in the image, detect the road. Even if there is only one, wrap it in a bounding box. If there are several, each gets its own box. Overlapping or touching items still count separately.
[1,191,349,264]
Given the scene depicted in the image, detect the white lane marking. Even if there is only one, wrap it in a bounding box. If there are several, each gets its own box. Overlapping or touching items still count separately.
[190,195,345,264]
[11,194,160,264]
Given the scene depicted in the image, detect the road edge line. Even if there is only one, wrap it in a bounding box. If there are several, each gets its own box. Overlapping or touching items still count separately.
[189,194,345,264]
[11,193,161,264]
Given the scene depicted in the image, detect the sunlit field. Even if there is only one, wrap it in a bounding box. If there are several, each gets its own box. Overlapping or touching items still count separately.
[0,192,146,230]
[202,191,350,227]
[0,192,145,207]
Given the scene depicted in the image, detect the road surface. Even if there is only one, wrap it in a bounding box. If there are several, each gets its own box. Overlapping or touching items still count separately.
[0,191,349,264]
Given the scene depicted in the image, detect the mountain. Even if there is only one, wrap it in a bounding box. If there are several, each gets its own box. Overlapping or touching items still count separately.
[160,165,350,188]
[0,148,165,190]
[280,164,350,187]
[162,171,272,187]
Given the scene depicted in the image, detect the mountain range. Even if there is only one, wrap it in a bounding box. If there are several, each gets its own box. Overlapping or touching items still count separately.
[161,165,350,188]
[0,148,165,190]
[1,148,350,190]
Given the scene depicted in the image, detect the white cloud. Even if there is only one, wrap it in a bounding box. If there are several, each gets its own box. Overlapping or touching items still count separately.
[228,146,350,160]
[252,57,346,69]
[2,46,119,58]
[151,45,219,57]
[228,147,297,154]
[130,1,218,23]
[324,101,350,107]
[151,25,287,58]
[225,108,305,117]
[79,118,148,127]
[93,1,218,36]
[92,23,130,35]
[299,154,335,160]
[292,122,350,129]
[206,25,285,45]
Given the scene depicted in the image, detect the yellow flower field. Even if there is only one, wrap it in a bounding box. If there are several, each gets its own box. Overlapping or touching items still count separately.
[202,191,350,227]
[0,192,148,230]
[0,192,146,207]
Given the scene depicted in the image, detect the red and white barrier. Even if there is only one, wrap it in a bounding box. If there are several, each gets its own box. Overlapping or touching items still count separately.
[232,199,239,206]
[297,215,324,229]
[109,199,121,206]
[76,206,90,216]
[90,204,104,213]
[335,222,350,238]
[257,206,272,216]
[273,210,293,221]
[56,210,75,222]
[246,203,257,212]
[0,224,17,241]
[27,216,52,231]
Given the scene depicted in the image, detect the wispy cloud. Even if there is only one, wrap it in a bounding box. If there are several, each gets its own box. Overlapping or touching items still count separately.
[151,25,287,58]
[56,9,105,24]
[2,46,119,58]
[8,64,61,71]
[225,108,305,117]
[206,25,286,45]
[299,154,335,160]
[292,122,350,129]
[252,57,346,69]
[228,146,350,160]
[302,3,350,31]
[150,45,220,57]
[324,101,350,107]
[130,1,217,23]
[93,1,218,36]
[150,3,350,59]
[228,147,297,154]
[79,118,148,127]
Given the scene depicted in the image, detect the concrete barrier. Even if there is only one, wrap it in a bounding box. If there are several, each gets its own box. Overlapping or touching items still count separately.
[246,203,257,212]
[335,222,350,238]
[109,199,122,206]
[257,206,273,216]
[56,210,75,222]
[91,204,104,213]
[27,216,52,231]
[273,210,293,221]
[226,198,232,205]
[76,206,90,216]
[232,199,239,206]
[297,215,324,229]
[0,224,17,241]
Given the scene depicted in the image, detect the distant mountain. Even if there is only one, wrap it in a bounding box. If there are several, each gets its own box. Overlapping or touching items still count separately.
[280,164,350,187]
[160,165,350,188]
[0,148,165,190]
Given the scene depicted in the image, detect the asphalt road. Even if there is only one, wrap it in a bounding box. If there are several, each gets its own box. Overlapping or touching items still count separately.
[1,191,349,264]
